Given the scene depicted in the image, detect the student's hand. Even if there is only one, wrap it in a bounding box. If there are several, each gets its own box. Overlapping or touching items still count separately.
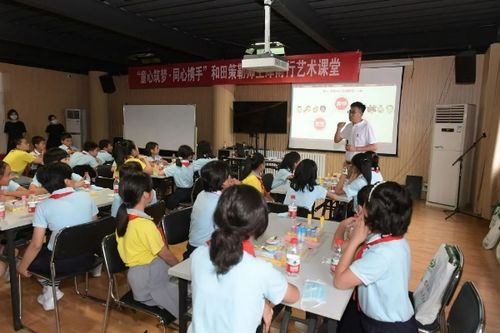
[17,264,31,278]
[337,122,346,129]
[262,300,274,333]
[350,217,370,246]
[286,174,294,180]
[346,144,357,152]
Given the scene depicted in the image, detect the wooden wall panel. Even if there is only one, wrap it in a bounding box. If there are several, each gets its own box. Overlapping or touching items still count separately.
[0,62,89,153]
[108,76,214,145]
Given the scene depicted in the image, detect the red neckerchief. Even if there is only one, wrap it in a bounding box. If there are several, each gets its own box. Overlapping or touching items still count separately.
[50,190,74,199]
[352,235,403,309]
[206,239,256,257]
[181,160,190,167]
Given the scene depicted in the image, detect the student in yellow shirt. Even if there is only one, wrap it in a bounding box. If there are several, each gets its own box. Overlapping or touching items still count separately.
[241,152,273,201]
[115,172,178,321]
[3,137,43,175]
[112,139,153,177]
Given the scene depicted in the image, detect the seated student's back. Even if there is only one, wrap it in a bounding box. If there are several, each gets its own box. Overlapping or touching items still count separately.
[271,151,301,194]
[69,141,99,168]
[192,140,216,172]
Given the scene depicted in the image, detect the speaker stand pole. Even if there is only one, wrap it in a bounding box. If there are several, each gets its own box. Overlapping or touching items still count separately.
[444,132,486,220]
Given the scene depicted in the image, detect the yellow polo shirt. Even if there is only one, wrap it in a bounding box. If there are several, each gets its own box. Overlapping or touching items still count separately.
[3,149,36,174]
[113,157,146,178]
[116,216,164,267]
[242,173,264,193]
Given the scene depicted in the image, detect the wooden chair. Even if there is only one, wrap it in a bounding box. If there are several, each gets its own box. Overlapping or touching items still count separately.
[101,234,175,333]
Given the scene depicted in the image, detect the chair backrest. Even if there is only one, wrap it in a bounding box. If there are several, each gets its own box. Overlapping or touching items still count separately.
[51,216,116,261]
[262,173,274,193]
[94,176,114,190]
[72,164,97,179]
[101,233,127,276]
[447,281,485,333]
[267,202,288,214]
[442,245,464,307]
[191,177,204,203]
[144,200,166,226]
[96,164,113,178]
[161,207,192,245]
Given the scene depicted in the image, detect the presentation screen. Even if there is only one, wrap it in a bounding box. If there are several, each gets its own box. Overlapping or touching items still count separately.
[123,105,196,151]
[289,66,403,155]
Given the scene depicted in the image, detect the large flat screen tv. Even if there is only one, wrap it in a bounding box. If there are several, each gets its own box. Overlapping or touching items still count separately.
[233,101,288,134]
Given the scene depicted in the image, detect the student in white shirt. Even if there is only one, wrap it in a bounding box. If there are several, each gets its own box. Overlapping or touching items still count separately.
[97,139,114,164]
[192,140,216,173]
[189,185,300,333]
[69,141,100,169]
[17,162,98,311]
[144,141,163,162]
[29,148,84,195]
[163,145,195,209]
[284,159,336,211]
[0,161,29,200]
[58,133,78,154]
[334,182,417,333]
[271,151,301,199]
[186,160,239,258]
[30,136,46,176]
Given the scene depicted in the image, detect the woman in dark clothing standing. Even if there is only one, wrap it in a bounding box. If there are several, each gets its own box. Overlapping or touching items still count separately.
[4,109,27,152]
[45,114,65,149]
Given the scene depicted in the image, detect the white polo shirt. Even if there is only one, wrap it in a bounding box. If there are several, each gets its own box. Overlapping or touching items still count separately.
[69,151,99,168]
[164,162,194,188]
[97,150,114,163]
[189,246,288,333]
[341,119,377,161]
[271,168,293,194]
[1,180,21,191]
[188,191,221,247]
[284,184,327,211]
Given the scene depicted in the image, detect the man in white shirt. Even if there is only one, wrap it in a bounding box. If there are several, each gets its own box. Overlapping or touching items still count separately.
[334,101,377,162]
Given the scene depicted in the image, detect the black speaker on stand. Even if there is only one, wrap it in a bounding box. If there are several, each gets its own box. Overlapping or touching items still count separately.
[99,74,116,93]
[455,50,476,84]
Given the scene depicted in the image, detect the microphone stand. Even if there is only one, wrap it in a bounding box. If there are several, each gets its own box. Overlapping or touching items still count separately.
[445,132,486,220]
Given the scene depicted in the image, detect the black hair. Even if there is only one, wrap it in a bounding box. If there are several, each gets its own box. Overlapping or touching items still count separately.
[48,114,56,121]
[83,141,98,152]
[14,137,27,146]
[350,101,366,113]
[119,161,143,179]
[366,151,380,170]
[200,160,229,192]
[7,109,18,118]
[365,182,412,236]
[145,141,159,157]
[197,140,213,158]
[114,139,137,168]
[175,145,194,167]
[351,153,372,185]
[116,172,153,237]
[43,147,69,164]
[60,132,72,141]
[99,139,111,150]
[278,151,301,172]
[357,184,373,208]
[241,152,265,179]
[37,162,73,193]
[0,161,9,176]
[210,185,269,275]
[290,159,317,192]
[32,136,45,146]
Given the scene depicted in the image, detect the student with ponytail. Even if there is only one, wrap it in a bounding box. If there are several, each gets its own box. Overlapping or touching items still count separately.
[115,172,179,320]
[189,185,299,333]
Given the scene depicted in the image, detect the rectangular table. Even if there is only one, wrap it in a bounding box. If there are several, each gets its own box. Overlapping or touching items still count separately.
[168,213,353,333]
[0,188,115,331]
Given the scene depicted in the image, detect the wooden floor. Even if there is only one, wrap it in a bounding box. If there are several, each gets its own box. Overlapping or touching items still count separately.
[1,200,499,333]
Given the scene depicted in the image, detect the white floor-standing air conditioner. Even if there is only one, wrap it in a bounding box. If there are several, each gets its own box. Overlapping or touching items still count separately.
[64,108,87,150]
[427,104,476,209]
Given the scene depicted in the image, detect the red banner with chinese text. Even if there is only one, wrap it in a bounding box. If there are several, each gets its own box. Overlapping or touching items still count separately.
[128,51,361,89]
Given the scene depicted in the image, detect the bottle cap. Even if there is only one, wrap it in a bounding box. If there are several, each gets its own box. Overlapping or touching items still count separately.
[290,237,298,244]
[335,238,344,246]
[290,194,296,200]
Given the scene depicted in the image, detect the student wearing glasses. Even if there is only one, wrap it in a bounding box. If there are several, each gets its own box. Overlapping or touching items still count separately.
[334,101,377,162]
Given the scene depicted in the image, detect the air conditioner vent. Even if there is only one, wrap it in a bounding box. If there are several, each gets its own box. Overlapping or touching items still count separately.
[435,105,465,123]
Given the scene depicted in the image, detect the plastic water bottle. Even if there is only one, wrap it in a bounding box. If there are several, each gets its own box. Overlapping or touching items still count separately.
[330,238,344,273]
[113,177,120,194]
[83,172,91,189]
[0,202,5,222]
[28,194,36,213]
[21,195,28,209]
[286,238,300,277]
[288,194,297,219]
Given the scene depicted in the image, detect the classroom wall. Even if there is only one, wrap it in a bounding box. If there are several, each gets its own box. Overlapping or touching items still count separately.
[107,77,214,144]
[0,62,89,153]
